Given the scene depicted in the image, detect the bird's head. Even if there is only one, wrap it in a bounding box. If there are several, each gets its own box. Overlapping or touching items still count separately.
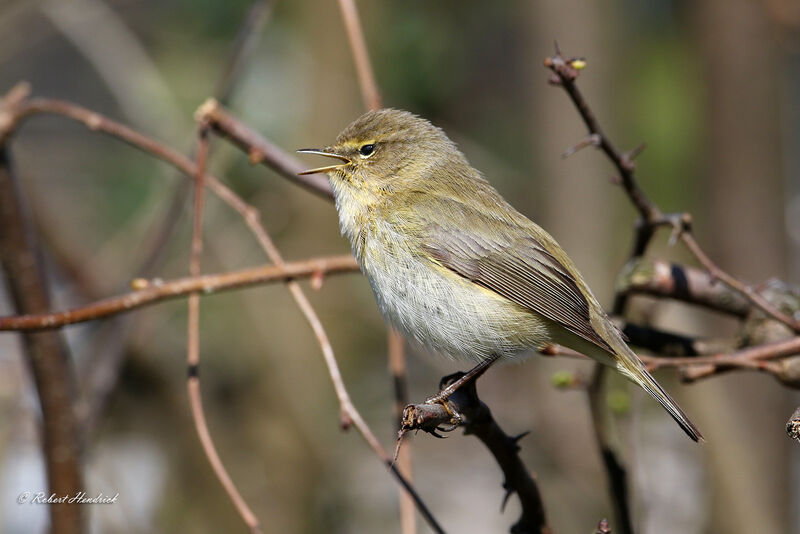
[298,108,466,200]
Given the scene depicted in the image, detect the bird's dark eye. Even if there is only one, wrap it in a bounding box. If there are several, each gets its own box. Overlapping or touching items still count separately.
[359,144,375,157]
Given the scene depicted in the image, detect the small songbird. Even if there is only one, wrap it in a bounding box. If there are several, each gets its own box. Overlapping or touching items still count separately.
[299,109,702,441]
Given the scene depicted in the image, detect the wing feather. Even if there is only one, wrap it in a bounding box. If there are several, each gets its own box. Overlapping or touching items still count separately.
[404,194,613,353]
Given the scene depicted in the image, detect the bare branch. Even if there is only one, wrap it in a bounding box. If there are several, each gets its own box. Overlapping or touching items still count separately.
[0,135,84,533]
[401,374,549,534]
[544,51,800,333]
[184,124,262,532]
[336,0,381,111]
[616,258,751,318]
[196,98,333,198]
[0,255,359,331]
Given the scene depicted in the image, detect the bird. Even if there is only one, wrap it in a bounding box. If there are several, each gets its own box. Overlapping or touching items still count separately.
[298,108,702,442]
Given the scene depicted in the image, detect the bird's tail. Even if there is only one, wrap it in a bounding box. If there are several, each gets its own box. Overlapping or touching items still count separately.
[617,354,703,442]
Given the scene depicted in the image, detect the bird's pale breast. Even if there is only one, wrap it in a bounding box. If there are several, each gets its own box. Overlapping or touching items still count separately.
[359,221,552,361]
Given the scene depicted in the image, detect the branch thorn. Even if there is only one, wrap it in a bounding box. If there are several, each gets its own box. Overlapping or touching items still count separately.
[562,133,601,159]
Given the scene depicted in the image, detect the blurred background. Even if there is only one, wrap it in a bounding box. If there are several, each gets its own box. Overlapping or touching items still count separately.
[1,0,799,532]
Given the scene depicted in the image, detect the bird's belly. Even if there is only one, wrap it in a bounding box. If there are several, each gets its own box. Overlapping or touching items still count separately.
[361,242,551,361]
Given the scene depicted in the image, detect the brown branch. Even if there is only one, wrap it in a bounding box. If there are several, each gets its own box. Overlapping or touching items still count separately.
[196,98,333,199]
[544,51,800,334]
[185,125,262,532]
[596,518,612,534]
[336,0,382,111]
[641,336,800,370]
[0,255,359,331]
[0,128,84,532]
[680,234,800,330]
[401,374,549,534]
[617,258,751,318]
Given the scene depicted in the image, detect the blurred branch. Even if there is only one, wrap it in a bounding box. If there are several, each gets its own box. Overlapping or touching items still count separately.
[587,366,631,534]
[82,0,276,430]
[0,87,84,534]
[214,0,274,105]
[185,124,262,532]
[616,258,751,318]
[0,255,359,331]
[40,0,188,136]
[401,373,549,534]
[596,518,612,534]
[336,0,381,111]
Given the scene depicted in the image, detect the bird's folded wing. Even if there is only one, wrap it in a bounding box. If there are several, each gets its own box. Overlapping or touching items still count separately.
[411,199,613,353]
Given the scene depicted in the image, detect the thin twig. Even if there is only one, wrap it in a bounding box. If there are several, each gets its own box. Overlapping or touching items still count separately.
[642,335,800,371]
[332,0,414,526]
[544,51,800,334]
[197,98,333,198]
[336,0,381,111]
[388,327,415,534]
[0,255,359,331]
[185,125,262,533]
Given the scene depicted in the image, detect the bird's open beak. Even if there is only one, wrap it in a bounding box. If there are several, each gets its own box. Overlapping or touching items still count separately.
[296,148,351,175]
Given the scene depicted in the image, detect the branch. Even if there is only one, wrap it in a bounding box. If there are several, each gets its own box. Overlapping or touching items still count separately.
[0,255,358,331]
[0,119,84,532]
[401,375,549,534]
[196,98,333,199]
[185,124,262,532]
[616,258,751,318]
[544,51,800,334]
[336,0,382,111]
[588,367,632,534]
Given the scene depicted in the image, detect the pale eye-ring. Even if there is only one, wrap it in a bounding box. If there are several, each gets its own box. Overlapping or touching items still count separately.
[359,143,376,157]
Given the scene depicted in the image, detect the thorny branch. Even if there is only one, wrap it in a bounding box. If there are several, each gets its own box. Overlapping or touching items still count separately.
[544,52,800,334]
[544,46,800,534]
[401,374,550,534]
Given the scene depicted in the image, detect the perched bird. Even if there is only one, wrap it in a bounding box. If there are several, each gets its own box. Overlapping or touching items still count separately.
[299,109,702,441]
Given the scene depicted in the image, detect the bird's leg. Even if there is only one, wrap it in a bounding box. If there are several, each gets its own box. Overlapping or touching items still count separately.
[425,353,500,406]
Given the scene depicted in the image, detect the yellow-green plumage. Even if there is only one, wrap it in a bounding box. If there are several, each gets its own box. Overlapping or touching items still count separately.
[299,108,702,442]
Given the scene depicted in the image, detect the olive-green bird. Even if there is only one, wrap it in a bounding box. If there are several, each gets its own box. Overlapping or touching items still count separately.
[299,108,702,442]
